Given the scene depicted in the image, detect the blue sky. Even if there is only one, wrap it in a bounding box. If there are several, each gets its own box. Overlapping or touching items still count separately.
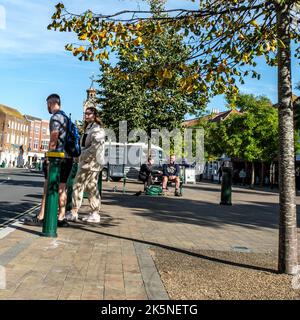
[0,0,299,122]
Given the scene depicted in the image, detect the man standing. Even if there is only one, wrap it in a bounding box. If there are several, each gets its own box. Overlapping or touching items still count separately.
[24,94,72,227]
[218,163,224,184]
[162,154,181,196]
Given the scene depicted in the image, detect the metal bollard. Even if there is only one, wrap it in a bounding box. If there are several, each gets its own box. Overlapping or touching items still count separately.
[42,151,64,237]
[66,162,78,212]
[220,167,232,205]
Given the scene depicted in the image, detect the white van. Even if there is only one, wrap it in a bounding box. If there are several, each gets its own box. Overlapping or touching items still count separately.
[102,142,166,181]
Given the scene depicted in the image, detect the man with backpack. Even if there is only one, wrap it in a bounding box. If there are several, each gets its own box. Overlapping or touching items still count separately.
[24,94,77,227]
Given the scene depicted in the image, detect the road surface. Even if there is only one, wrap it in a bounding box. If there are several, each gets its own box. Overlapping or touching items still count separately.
[0,169,44,228]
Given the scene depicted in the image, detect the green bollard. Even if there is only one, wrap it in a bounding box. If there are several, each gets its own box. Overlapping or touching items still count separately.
[42,151,64,237]
[66,162,78,212]
[220,167,232,205]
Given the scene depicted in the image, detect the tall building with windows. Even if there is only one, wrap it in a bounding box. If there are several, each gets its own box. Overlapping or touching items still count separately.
[0,104,30,165]
[24,115,50,164]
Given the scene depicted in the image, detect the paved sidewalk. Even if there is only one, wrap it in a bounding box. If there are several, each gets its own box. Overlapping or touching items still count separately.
[0,181,299,300]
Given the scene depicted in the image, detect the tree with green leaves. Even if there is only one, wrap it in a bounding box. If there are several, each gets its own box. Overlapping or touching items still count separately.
[49,0,300,274]
[203,94,278,188]
[98,0,204,155]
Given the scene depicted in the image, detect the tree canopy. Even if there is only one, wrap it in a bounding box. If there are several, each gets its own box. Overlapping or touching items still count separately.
[203,94,278,163]
[99,0,205,138]
[48,1,300,104]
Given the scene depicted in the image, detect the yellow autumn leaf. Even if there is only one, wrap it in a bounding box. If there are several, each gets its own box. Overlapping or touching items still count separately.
[77,46,85,53]
[179,78,187,87]
[79,34,88,40]
[155,23,163,34]
[133,38,142,46]
[99,31,107,38]
[162,69,173,79]
[250,20,259,28]
[179,64,188,71]
[101,50,109,60]
[186,85,194,94]
[242,54,249,63]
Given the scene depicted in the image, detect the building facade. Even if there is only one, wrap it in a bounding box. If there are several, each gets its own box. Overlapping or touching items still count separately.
[0,104,30,166]
[24,115,50,164]
[83,86,97,119]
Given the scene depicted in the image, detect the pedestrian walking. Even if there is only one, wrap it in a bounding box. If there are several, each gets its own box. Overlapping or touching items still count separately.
[218,163,224,184]
[65,107,105,223]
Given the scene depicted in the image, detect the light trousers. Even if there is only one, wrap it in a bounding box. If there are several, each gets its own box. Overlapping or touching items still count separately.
[72,169,101,213]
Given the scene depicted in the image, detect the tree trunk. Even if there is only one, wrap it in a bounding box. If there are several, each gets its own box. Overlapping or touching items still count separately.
[245,161,248,185]
[250,161,255,188]
[270,162,274,189]
[277,5,298,274]
[260,161,264,187]
[147,136,151,159]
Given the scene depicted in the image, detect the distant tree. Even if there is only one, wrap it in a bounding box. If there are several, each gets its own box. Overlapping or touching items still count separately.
[204,94,278,188]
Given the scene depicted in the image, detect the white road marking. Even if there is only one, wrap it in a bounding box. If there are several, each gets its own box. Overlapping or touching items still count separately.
[0,204,41,229]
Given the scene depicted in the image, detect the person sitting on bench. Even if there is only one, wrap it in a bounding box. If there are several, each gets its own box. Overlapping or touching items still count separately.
[139,157,162,188]
[162,155,181,196]
[138,157,155,189]
[135,157,162,196]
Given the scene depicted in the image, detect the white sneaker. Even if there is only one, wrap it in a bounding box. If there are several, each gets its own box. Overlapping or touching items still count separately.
[65,211,78,222]
[82,213,92,221]
[85,212,100,223]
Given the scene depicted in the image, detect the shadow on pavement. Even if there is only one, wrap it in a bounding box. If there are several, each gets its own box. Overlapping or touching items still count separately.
[0,180,44,188]
[102,193,300,231]
[10,224,42,237]
[183,182,279,196]
[24,194,43,200]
